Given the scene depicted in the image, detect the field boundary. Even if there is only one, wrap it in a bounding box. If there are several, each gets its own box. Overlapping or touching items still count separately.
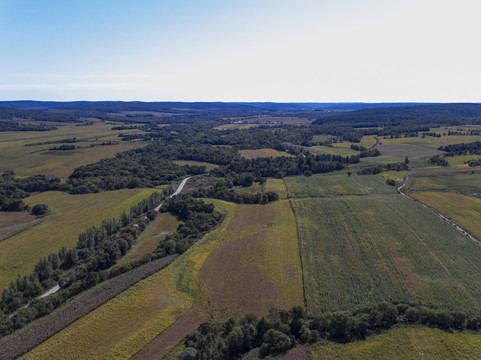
[398,175,481,246]
[289,198,308,311]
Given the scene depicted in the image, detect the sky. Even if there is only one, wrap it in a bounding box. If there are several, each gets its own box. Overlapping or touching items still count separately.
[1,0,480,102]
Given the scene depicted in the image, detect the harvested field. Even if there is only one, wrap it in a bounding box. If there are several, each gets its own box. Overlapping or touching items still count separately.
[285,174,393,198]
[292,194,481,314]
[0,188,156,290]
[199,200,303,318]
[239,148,295,159]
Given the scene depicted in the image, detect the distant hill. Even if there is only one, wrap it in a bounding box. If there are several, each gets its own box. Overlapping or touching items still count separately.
[0,101,435,116]
[313,103,481,124]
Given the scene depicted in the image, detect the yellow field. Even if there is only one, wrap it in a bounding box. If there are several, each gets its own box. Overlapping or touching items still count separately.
[0,122,145,179]
[172,160,218,172]
[115,213,180,265]
[239,148,295,159]
[21,200,236,360]
[23,198,303,359]
[409,191,481,240]
[0,188,156,290]
[309,326,481,359]
[265,178,288,199]
[214,123,263,130]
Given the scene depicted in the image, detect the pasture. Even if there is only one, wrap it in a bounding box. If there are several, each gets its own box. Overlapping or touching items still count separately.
[285,173,393,198]
[0,122,145,179]
[408,172,481,195]
[291,193,481,314]
[239,148,295,159]
[265,178,288,199]
[0,188,156,290]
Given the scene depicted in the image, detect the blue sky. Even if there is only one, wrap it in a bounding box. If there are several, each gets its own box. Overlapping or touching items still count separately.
[1,0,480,102]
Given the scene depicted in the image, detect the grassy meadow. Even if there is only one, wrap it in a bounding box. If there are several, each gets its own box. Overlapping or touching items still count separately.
[0,188,156,290]
[172,160,218,171]
[115,212,180,265]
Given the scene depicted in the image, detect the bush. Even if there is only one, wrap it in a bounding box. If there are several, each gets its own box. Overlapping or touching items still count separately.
[31,203,49,216]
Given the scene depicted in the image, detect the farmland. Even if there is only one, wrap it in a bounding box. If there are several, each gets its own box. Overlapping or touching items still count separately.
[309,326,481,360]
[0,122,145,179]
[239,148,295,159]
[0,188,156,290]
[291,191,481,314]
[285,173,393,198]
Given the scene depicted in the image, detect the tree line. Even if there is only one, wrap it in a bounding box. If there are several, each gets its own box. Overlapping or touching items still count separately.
[0,191,223,339]
[178,302,481,359]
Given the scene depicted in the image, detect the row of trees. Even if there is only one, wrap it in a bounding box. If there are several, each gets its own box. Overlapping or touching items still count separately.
[178,302,481,359]
[357,162,408,175]
[0,191,223,339]
[439,140,481,155]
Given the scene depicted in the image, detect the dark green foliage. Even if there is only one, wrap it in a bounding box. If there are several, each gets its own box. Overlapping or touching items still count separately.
[429,155,449,167]
[180,302,481,359]
[357,162,408,175]
[439,141,481,155]
[0,171,63,212]
[31,204,48,216]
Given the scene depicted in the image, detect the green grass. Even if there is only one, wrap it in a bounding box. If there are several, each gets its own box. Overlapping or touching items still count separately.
[292,193,481,314]
[285,174,393,198]
[0,188,157,290]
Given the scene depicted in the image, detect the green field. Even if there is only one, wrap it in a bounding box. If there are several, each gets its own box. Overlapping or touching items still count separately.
[172,160,218,172]
[292,192,481,314]
[408,172,481,195]
[239,148,295,159]
[310,145,359,156]
[363,143,442,164]
[0,188,156,290]
[285,174,393,198]
[0,122,145,179]
[115,212,180,265]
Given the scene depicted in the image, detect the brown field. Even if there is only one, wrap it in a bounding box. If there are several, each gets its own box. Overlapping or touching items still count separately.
[0,211,36,228]
[131,306,207,360]
[198,200,303,318]
[0,212,41,242]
